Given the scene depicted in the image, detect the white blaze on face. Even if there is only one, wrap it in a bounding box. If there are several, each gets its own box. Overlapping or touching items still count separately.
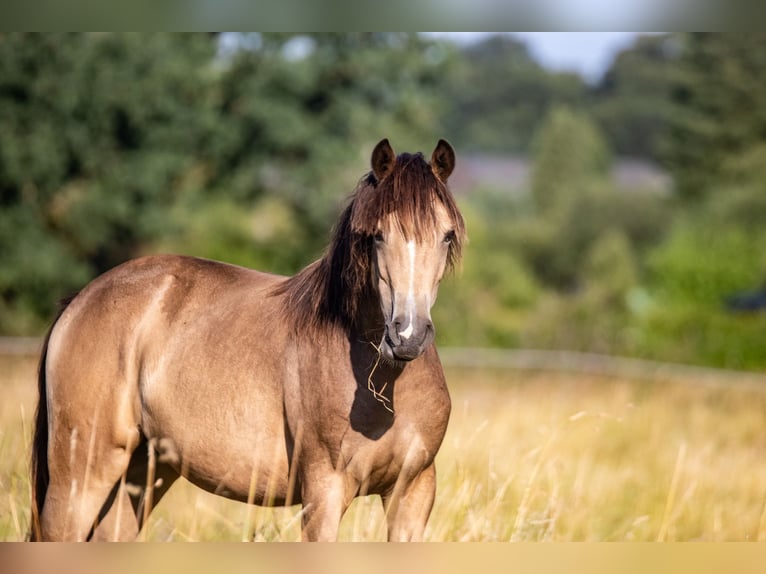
[399,240,416,339]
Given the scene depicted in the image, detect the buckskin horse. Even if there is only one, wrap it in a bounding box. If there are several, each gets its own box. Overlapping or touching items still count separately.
[29,139,465,541]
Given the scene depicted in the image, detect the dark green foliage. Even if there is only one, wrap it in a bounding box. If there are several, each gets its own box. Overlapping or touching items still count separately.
[635,304,766,371]
[432,197,540,348]
[521,107,668,289]
[530,189,669,289]
[530,106,610,215]
[648,221,763,307]
[208,33,447,233]
[664,33,766,200]
[0,33,217,330]
[0,33,448,331]
[441,35,586,153]
[2,33,765,370]
[592,34,684,160]
[583,229,638,308]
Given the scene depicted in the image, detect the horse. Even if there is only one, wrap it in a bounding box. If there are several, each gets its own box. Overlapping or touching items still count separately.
[29,138,466,541]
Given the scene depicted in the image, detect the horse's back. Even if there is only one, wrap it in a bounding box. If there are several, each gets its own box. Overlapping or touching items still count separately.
[48,254,284,383]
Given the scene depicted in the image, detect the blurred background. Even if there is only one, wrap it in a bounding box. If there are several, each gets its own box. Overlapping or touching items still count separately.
[1,32,765,371]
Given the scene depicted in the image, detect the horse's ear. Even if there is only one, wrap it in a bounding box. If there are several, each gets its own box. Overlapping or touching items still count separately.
[371,138,396,182]
[431,139,455,182]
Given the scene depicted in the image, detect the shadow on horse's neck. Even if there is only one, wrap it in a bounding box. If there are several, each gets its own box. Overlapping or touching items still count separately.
[347,332,401,439]
[344,291,403,438]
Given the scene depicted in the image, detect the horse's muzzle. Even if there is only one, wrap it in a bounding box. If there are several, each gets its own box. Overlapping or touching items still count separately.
[382,317,435,362]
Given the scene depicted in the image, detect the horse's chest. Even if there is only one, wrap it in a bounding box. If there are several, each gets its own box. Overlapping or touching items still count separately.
[340,416,442,493]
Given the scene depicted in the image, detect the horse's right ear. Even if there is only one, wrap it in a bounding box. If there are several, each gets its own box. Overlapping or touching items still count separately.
[371,138,396,182]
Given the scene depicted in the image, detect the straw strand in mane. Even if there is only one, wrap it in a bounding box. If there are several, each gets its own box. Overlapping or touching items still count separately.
[274,151,465,336]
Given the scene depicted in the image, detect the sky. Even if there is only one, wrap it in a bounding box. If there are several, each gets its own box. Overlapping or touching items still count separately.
[426,32,650,83]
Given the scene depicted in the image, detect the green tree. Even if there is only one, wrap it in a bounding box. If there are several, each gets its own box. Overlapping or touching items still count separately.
[0,33,451,333]
[209,33,449,243]
[0,33,218,332]
[529,106,610,215]
[592,33,684,161]
[664,33,766,200]
[521,230,642,357]
[521,107,669,290]
[441,34,586,154]
[583,229,637,309]
[432,196,540,348]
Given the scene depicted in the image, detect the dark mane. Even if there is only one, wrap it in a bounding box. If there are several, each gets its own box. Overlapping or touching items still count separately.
[273,151,465,336]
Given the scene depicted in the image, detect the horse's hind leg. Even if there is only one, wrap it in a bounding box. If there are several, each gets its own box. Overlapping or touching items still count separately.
[91,438,179,541]
[40,421,139,541]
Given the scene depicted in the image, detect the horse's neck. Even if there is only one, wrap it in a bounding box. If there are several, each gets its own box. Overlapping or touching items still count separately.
[351,291,386,346]
[347,331,401,410]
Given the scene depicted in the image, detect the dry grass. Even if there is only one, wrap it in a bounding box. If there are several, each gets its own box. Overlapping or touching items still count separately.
[0,355,36,541]
[430,368,766,541]
[2,355,766,541]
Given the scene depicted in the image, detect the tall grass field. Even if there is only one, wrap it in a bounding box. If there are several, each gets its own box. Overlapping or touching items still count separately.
[2,353,766,541]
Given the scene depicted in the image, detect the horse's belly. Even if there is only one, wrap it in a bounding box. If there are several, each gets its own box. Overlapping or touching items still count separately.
[179,436,294,505]
[140,358,294,504]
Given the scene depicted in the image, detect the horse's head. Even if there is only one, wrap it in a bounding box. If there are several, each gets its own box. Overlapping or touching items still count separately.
[353,139,465,362]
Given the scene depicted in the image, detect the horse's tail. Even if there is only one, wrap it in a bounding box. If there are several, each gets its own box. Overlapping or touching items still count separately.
[29,294,76,541]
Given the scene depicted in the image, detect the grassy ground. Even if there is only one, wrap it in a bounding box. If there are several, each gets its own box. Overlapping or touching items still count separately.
[2,355,766,541]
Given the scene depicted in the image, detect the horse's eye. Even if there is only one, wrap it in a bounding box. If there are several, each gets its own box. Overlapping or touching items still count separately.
[373,231,385,243]
[443,230,456,244]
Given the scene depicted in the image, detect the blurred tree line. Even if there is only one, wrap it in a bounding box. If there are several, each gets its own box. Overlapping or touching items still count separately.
[1,33,765,370]
[0,33,445,331]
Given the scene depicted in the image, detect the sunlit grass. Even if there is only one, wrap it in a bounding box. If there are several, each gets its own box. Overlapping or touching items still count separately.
[2,356,766,541]
[431,369,766,541]
[0,356,35,542]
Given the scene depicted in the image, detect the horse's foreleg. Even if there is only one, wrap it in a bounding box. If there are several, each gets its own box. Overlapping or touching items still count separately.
[300,471,350,541]
[382,463,436,542]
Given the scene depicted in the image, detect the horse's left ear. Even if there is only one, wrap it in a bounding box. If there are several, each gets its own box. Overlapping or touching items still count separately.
[431,139,455,182]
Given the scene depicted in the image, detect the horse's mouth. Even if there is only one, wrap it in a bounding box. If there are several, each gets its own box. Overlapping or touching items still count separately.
[381,334,422,363]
